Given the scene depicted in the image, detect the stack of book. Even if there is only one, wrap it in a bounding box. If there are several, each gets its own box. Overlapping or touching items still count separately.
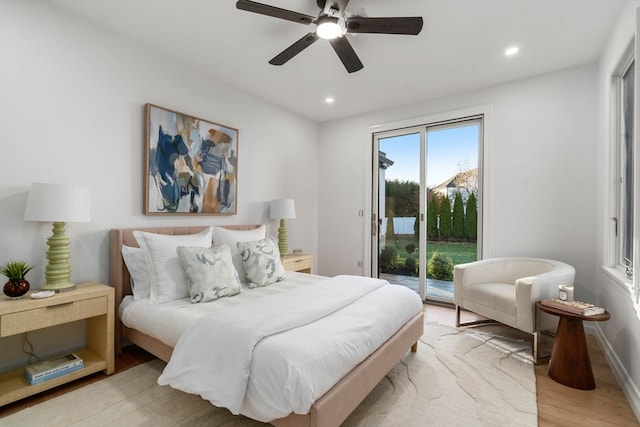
[23,353,84,385]
[540,298,605,316]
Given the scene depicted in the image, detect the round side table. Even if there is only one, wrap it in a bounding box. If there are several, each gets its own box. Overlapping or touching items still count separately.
[536,301,610,390]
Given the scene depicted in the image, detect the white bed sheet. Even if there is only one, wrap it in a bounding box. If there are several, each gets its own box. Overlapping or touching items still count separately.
[119,272,326,347]
[119,272,423,422]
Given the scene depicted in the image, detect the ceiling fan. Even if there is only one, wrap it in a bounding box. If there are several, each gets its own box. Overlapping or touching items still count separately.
[236,0,423,73]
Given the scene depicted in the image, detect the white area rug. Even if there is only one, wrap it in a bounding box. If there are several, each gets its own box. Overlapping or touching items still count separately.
[1,323,537,427]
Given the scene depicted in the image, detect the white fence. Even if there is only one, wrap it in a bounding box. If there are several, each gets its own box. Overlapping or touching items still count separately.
[392,217,416,235]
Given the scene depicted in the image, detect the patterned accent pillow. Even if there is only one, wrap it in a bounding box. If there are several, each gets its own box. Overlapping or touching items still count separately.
[176,245,242,303]
[237,238,286,288]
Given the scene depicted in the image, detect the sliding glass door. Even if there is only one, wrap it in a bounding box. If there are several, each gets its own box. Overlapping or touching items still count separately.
[373,117,482,302]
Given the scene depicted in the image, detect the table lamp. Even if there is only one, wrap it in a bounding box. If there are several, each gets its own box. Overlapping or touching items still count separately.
[269,199,296,255]
[24,183,90,291]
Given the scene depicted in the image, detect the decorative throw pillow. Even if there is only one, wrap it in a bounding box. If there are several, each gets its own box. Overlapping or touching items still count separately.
[177,245,242,303]
[236,237,286,288]
[133,227,213,303]
[121,245,151,300]
[211,225,266,284]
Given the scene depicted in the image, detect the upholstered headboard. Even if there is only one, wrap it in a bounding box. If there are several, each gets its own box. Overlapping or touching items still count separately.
[109,225,260,352]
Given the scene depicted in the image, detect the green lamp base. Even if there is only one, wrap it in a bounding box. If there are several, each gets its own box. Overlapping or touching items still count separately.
[278,218,289,255]
[40,222,76,292]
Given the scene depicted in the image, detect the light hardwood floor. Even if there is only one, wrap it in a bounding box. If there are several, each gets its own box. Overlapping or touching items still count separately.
[1,304,638,426]
[430,304,639,427]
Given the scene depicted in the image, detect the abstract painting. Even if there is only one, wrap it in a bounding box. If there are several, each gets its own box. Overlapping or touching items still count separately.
[144,103,238,215]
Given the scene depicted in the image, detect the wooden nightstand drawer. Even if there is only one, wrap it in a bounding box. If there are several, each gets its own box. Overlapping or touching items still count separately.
[1,296,107,337]
[282,254,313,273]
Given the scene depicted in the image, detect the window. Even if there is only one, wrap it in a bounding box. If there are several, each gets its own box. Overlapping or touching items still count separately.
[620,59,634,278]
[372,116,483,302]
[615,54,635,280]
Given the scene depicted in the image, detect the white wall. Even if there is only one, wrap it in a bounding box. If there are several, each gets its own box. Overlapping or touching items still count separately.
[318,64,598,297]
[0,1,319,370]
[595,1,640,419]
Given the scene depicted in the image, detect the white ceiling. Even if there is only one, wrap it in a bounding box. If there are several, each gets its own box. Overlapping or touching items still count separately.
[50,0,626,122]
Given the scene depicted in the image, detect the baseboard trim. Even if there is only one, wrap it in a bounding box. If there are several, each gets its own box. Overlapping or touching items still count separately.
[593,324,640,423]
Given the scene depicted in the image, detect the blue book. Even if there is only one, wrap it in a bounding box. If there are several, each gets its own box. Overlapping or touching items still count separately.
[24,362,84,385]
[24,353,84,385]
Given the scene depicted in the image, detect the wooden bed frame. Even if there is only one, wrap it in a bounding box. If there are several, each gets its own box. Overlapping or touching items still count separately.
[109,225,424,427]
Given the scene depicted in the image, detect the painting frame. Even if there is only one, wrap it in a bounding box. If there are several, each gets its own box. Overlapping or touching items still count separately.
[144,103,238,215]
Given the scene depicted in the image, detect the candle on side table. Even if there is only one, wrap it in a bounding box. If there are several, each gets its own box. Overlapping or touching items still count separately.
[558,285,574,302]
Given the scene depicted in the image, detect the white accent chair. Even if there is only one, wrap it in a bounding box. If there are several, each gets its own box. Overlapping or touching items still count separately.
[453,257,575,361]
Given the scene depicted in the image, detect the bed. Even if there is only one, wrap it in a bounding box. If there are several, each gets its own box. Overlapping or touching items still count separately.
[109,225,424,426]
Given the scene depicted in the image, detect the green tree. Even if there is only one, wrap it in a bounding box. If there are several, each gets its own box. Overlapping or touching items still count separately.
[427,194,439,240]
[439,195,451,240]
[385,207,395,241]
[385,179,419,217]
[465,192,478,240]
[452,192,465,240]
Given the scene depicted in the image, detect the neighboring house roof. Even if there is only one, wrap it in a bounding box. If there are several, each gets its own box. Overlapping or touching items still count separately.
[432,168,478,195]
[379,151,394,169]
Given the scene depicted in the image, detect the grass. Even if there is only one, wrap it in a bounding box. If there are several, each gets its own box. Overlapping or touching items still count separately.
[425,240,477,265]
[382,235,477,276]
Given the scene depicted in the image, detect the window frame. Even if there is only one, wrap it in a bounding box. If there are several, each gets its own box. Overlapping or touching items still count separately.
[607,38,639,310]
[615,54,635,279]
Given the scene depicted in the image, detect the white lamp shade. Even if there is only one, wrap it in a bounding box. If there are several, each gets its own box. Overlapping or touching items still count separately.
[269,199,296,219]
[24,183,90,223]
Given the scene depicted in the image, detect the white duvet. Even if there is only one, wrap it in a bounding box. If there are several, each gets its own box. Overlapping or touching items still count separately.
[122,273,422,422]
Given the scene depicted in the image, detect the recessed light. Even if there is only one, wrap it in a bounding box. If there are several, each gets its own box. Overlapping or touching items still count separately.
[505,46,519,56]
[325,97,334,104]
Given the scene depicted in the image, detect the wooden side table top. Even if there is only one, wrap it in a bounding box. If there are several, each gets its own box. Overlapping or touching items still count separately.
[535,301,610,322]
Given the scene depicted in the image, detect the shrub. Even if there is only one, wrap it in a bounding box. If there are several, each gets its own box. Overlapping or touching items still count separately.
[405,243,416,254]
[428,251,453,280]
[404,256,417,275]
[379,246,397,272]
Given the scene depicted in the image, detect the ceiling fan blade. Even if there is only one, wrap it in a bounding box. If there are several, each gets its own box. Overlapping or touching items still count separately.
[346,17,423,35]
[319,0,351,15]
[236,0,314,25]
[269,32,320,66]
[329,36,363,73]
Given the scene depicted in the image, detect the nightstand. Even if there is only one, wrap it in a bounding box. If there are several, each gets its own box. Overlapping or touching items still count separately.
[282,254,313,274]
[0,282,114,406]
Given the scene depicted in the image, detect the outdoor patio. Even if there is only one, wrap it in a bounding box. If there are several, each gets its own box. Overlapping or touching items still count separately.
[380,273,454,302]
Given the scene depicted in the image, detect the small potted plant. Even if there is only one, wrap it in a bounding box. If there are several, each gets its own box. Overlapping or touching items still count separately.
[1,260,35,299]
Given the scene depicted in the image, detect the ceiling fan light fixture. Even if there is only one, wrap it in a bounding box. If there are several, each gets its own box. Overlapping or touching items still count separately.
[316,16,343,40]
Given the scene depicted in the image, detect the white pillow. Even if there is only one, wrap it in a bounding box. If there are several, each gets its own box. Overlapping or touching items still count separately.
[211,225,266,283]
[121,245,151,300]
[176,245,242,303]
[237,237,286,288]
[133,227,213,303]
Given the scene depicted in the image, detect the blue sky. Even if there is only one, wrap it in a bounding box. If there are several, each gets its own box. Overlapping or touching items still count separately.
[380,124,479,187]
